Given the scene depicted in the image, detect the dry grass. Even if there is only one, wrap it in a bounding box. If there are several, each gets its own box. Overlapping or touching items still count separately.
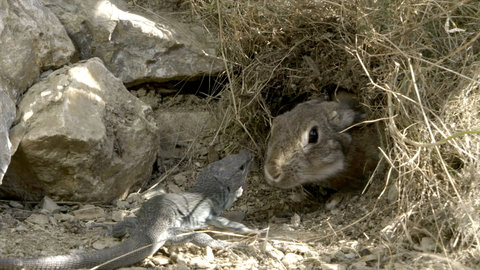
[186,0,480,267]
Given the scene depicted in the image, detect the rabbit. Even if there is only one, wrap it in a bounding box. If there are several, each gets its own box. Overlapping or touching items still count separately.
[264,96,379,192]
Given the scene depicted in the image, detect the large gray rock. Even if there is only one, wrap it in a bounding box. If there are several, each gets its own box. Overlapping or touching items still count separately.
[0,0,75,184]
[43,0,224,85]
[2,58,159,202]
[0,90,15,182]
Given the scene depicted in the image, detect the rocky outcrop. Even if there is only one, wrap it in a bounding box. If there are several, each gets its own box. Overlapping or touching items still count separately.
[0,0,75,183]
[2,58,159,202]
[0,90,15,182]
[42,0,224,85]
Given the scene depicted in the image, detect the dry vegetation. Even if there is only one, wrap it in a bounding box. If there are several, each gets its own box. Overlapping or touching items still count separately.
[185,0,480,268]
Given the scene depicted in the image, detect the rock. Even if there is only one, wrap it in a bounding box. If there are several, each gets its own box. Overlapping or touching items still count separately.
[387,184,399,203]
[3,58,158,202]
[111,210,127,222]
[265,243,284,261]
[189,256,215,269]
[0,0,75,184]
[39,196,60,213]
[126,192,143,204]
[72,205,106,220]
[156,108,217,160]
[53,213,75,222]
[205,246,214,262]
[42,0,224,85]
[350,261,369,269]
[282,253,303,267]
[420,237,436,252]
[26,213,50,226]
[291,213,301,227]
[151,255,170,266]
[115,200,131,210]
[0,0,74,96]
[92,238,118,250]
[322,264,347,270]
[0,91,15,184]
[8,201,23,209]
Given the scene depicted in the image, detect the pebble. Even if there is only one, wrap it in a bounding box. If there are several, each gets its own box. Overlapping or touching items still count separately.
[350,261,368,269]
[173,172,189,186]
[205,246,214,262]
[282,253,302,267]
[111,210,127,222]
[53,213,75,222]
[322,264,347,270]
[26,213,49,226]
[167,182,182,194]
[71,205,106,220]
[291,213,301,227]
[126,193,143,204]
[344,253,356,259]
[151,255,170,266]
[190,256,215,269]
[265,242,284,260]
[420,237,436,252]
[8,201,23,209]
[39,196,60,212]
[115,200,130,209]
[92,238,118,250]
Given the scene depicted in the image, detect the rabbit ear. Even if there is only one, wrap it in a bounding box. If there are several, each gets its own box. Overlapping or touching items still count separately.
[327,106,357,131]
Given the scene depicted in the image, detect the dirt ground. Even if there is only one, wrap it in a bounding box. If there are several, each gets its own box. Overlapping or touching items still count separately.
[0,90,470,270]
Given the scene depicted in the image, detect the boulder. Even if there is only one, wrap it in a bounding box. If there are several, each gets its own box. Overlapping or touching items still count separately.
[0,90,15,183]
[2,58,159,202]
[0,0,75,183]
[42,0,224,85]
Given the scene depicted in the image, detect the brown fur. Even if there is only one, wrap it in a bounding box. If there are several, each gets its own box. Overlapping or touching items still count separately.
[264,98,379,191]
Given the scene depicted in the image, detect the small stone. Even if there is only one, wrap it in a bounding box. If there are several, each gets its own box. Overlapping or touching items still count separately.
[420,237,436,252]
[92,238,118,250]
[322,263,347,270]
[173,172,188,186]
[205,246,214,262]
[291,213,301,227]
[14,225,28,232]
[72,205,106,220]
[360,254,378,262]
[48,216,58,226]
[350,261,368,269]
[8,201,23,209]
[176,261,189,270]
[53,213,75,222]
[285,244,311,254]
[151,255,170,266]
[167,182,182,194]
[26,213,49,226]
[289,190,305,202]
[39,196,60,212]
[282,253,302,267]
[190,256,215,269]
[111,210,127,222]
[126,193,143,204]
[115,200,130,209]
[265,243,284,260]
[387,185,399,203]
[344,253,356,259]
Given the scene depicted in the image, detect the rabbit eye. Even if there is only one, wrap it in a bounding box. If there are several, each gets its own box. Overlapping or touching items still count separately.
[308,127,319,144]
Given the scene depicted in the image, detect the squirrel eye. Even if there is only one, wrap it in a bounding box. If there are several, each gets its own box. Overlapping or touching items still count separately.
[308,127,319,144]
